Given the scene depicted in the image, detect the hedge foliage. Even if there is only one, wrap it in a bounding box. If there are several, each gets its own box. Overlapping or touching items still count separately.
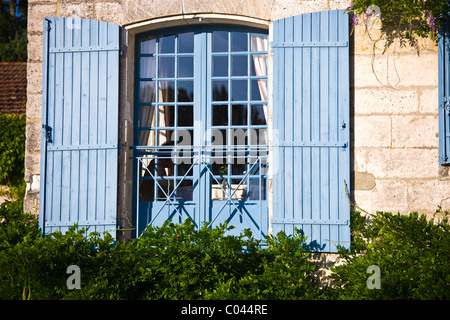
[0,113,26,198]
[0,198,449,300]
[330,209,450,300]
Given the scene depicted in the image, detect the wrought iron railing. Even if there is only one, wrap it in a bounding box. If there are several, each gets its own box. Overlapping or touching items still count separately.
[134,144,268,231]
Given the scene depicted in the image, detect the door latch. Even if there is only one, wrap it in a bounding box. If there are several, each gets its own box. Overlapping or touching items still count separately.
[443,97,450,115]
[42,124,53,143]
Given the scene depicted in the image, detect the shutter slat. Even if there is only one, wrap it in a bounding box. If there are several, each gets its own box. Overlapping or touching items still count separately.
[272,10,350,252]
[439,18,450,165]
[40,17,120,238]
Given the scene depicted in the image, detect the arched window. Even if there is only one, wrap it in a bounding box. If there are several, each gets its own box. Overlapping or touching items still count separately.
[134,26,269,238]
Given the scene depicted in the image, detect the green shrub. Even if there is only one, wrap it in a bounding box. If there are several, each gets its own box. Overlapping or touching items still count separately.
[0,199,39,250]
[330,209,450,300]
[203,228,319,300]
[0,113,26,199]
[0,218,320,300]
[1,201,449,300]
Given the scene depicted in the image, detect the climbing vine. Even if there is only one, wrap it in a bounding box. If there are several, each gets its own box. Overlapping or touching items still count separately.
[346,0,449,46]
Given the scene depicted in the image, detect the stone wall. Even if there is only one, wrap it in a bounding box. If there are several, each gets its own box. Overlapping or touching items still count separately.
[351,24,449,218]
[24,0,450,221]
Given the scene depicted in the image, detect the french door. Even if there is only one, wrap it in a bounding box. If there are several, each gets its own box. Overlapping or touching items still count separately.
[134,25,269,238]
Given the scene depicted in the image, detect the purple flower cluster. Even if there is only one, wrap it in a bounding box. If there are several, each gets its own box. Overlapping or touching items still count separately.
[425,10,437,34]
[345,3,355,13]
[352,15,360,29]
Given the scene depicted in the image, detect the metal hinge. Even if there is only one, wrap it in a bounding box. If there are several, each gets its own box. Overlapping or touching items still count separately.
[42,124,53,144]
[443,97,450,115]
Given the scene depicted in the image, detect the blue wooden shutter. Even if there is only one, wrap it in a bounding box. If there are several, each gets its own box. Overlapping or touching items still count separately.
[39,17,120,238]
[439,18,450,165]
[272,10,350,252]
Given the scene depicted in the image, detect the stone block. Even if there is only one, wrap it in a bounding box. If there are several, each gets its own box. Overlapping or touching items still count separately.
[366,148,439,179]
[354,171,376,190]
[23,191,39,216]
[392,115,439,148]
[353,115,391,147]
[270,0,329,21]
[25,121,42,154]
[353,179,409,214]
[354,53,438,88]
[24,153,41,182]
[353,147,367,172]
[94,2,123,24]
[28,3,58,34]
[419,87,439,114]
[354,88,418,115]
[27,33,44,63]
[27,62,43,95]
[26,93,43,120]
[60,1,94,20]
[407,179,450,216]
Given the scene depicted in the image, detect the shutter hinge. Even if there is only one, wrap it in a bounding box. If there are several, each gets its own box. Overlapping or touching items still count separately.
[119,45,125,56]
[44,18,52,32]
[42,124,53,144]
[443,97,450,115]
[118,143,122,154]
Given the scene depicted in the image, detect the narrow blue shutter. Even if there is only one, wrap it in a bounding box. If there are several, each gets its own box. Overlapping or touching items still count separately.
[272,10,350,252]
[39,17,120,238]
[439,19,450,165]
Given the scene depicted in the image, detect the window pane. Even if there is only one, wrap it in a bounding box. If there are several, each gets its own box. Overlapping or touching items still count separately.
[178,56,193,78]
[177,80,194,102]
[157,129,175,146]
[177,180,193,201]
[251,79,267,101]
[231,80,247,101]
[174,129,193,146]
[159,81,175,102]
[212,162,228,176]
[232,104,247,126]
[139,129,157,146]
[249,177,266,200]
[178,105,193,127]
[213,31,228,52]
[249,128,267,145]
[212,56,228,77]
[250,54,267,76]
[230,178,247,200]
[140,57,156,78]
[159,34,175,53]
[141,36,156,54]
[212,80,228,101]
[251,104,267,125]
[139,159,156,201]
[139,105,156,128]
[159,57,175,78]
[232,32,247,52]
[232,55,247,76]
[212,129,227,145]
[231,128,247,145]
[178,32,194,53]
[140,81,156,103]
[158,105,174,127]
[213,105,228,126]
[251,34,268,52]
[232,159,247,175]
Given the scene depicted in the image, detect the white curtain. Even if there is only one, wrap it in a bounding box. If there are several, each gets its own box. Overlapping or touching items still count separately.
[251,34,268,147]
[251,34,268,122]
[139,57,156,147]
